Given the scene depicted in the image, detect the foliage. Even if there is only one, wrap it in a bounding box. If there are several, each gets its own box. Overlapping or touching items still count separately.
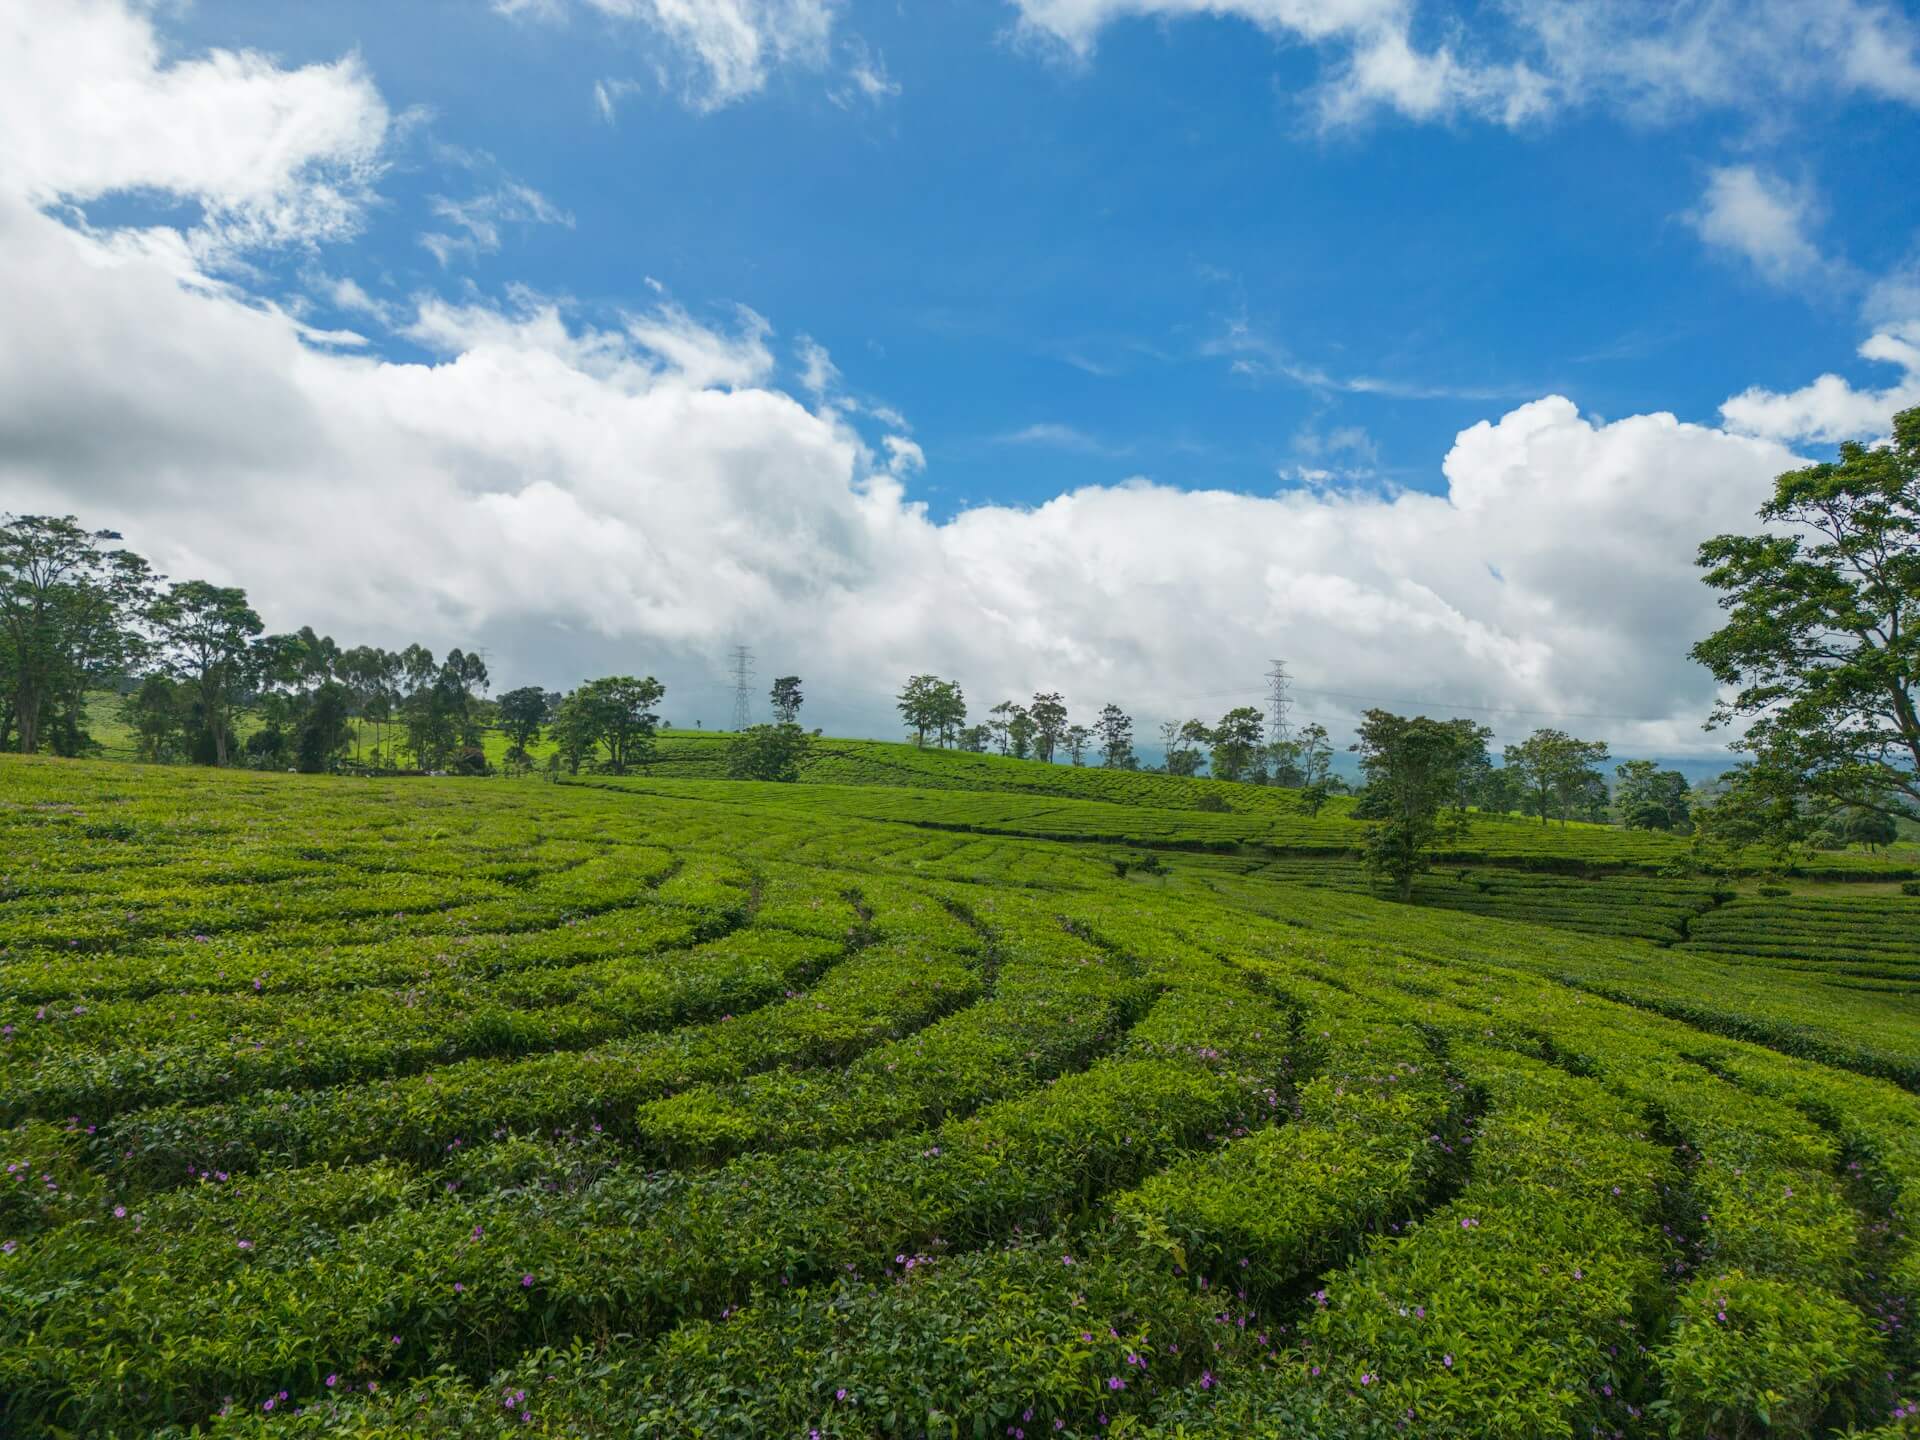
[150,579,264,768]
[1351,710,1490,900]
[1616,759,1692,832]
[1096,703,1135,769]
[1208,706,1265,783]
[898,674,966,747]
[1029,691,1069,763]
[727,721,812,781]
[551,675,663,775]
[1692,405,1920,820]
[769,675,804,726]
[495,685,551,762]
[1503,727,1611,827]
[0,513,155,756]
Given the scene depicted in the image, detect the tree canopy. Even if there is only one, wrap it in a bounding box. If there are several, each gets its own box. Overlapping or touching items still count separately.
[1692,405,1920,820]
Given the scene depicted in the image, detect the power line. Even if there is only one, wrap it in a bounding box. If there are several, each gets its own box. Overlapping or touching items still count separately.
[728,644,755,732]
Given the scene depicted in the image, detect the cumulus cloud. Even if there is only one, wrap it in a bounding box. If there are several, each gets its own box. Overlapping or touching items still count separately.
[0,0,390,261]
[1007,0,1920,130]
[1686,166,1829,287]
[2,175,1801,751]
[1720,326,1920,444]
[501,0,840,110]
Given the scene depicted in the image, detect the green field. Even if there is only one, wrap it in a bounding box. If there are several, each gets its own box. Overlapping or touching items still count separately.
[3,753,1918,1438]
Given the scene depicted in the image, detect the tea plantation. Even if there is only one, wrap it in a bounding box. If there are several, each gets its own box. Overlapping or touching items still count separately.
[3,754,1918,1438]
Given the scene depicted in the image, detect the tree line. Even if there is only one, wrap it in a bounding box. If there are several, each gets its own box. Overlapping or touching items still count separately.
[0,516,666,777]
[6,400,1914,874]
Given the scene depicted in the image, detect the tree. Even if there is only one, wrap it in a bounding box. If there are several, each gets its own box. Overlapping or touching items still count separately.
[1163,718,1208,777]
[1502,728,1611,826]
[989,701,1025,756]
[1208,707,1265,783]
[295,681,352,773]
[1615,760,1693,832]
[1842,807,1899,852]
[1095,704,1135,769]
[1351,710,1490,900]
[769,676,804,726]
[120,674,187,763]
[728,722,811,782]
[1693,760,1816,873]
[1007,706,1036,760]
[549,689,601,774]
[497,685,551,761]
[575,675,665,774]
[1297,721,1336,815]
[897,674,946,746]
[1692,406,1920,821]
[151,580,263,767]
[931,679,967,748]
[1063,724,1092,765]
[0,514,155,754]
[957,723,992,753]
[1029,692,1068,763]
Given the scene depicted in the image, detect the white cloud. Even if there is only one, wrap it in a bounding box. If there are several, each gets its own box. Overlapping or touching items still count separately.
[997,422,1127,456]
[2,174,1802,752]
[504,0,840,110]
[421,182,574,266]
[829,36,902,108]
[1685,166,1827,286]
[592,76,647,122]
[1007,0,1920,130]
[0,0,389,260]
[1720,325,1920,443]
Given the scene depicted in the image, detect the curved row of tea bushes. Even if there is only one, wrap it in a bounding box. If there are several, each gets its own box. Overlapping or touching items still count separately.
[2,928,846,1122]
[0,983,1297,1431]
[97,938,982,1189]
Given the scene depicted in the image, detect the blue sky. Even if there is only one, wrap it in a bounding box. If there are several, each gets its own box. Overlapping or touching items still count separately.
[147,0,1920,509]
[6,0,1920,755]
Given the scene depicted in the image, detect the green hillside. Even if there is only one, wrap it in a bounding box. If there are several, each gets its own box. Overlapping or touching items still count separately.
[2,753,1917,1438]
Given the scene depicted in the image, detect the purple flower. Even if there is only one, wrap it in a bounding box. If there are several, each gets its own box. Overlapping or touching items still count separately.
[1442,1355,1453,1369]
[522,1274,534,1287]
[836,1389,848,1402]
[1360,1372,1376,1387]
[236,1239,253,1250]
[1107,1377,1125,1391]
[1200,1370,1215,1390]
[113,1205,127,1219]
[325,1375,338,1387]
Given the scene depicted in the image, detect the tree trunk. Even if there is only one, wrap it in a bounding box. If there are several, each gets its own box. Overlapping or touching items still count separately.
[14,685,41,753]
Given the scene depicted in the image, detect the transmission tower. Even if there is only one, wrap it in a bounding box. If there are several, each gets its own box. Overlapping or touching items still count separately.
[729,645,755,732]
[1265,658,1294,749]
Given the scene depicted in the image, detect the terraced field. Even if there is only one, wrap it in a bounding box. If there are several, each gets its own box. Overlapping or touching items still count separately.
[2,755,1917,1438]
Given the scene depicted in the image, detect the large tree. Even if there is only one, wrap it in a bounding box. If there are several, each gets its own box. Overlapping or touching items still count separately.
[151,580,263,767]
[1095,703,1135,769]
[1028,692,1068,763]
[1615,760,1692,832]
[1502,728,1611,826]
[497,685,552,761]
[1208,707,1265,783]
[1692,406,1920,820]
[769,676,804,726]
[576,675,665,774]
[902,675,956,744]
[1351,710,1491,900]
[0,514,155,754]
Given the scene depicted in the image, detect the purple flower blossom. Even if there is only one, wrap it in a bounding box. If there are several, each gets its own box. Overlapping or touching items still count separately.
[522,1273,534,1287]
